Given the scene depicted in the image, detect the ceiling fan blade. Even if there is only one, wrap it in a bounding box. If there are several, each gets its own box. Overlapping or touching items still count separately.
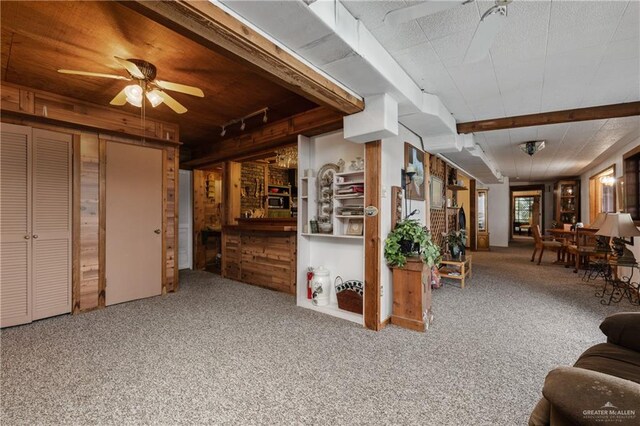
[463,6,507,64]
[155,80,204,97]
[57,69,130,80]
[114,56,145,79]
[109,88,128,106]
[384,1,469,26]
[156,90,188,114]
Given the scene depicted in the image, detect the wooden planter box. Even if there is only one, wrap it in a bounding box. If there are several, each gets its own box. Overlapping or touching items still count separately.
[391,257,433,332]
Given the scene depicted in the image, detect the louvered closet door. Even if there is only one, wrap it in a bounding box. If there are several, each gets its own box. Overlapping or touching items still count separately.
[31,129,72,320]
[0,124,32,327]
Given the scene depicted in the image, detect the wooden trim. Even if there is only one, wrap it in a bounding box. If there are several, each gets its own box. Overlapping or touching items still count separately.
[122,0,363,115]
[1,81,180,145]
[457,102,640,134]
[162,149,168,295]
[183,107,343,168]
[98,139,107,308]
[364,141,381,331]
[71,135,81,314]
[173,149,180,290]
[623,145,640,160]
[469,179,477,251]
[379,317,391,330]
[589,164,616,180]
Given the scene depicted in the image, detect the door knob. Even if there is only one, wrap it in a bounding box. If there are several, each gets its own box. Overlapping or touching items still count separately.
[154,229,161,234]
[24,235,30,240]
[32,234,39,239]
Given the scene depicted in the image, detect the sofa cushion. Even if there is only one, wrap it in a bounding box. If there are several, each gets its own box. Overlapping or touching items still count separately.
[574,342,640,384]
[600,312,640,352]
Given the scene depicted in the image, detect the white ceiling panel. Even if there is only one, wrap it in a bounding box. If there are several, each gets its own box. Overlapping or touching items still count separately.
[340,0,639,181]
[370,19,427,52]
[546,0,628,55]
[612,0,640,41]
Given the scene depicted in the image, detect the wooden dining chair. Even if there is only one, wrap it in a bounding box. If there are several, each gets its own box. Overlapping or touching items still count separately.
[531,225,564,265]
[565,227,605,273]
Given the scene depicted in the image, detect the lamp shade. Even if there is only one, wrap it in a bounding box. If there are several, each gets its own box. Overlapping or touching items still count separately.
[590,212,608,229]
[595,213,640,238]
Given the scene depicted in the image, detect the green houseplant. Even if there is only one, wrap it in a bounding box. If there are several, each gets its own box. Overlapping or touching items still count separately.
[444,229,466,257]
[384,220,441,268]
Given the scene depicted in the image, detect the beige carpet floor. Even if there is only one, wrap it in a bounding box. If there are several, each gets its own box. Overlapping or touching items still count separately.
[1,241,634,425]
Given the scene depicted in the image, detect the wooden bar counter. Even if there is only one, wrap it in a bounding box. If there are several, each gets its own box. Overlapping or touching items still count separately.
[222,218,297,294]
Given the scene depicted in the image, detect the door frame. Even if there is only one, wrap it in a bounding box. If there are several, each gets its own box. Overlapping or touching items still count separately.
[509,184,545,240]
[178,169,193,270]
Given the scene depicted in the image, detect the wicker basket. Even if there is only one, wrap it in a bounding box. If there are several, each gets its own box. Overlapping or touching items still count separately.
[335,277,363,314]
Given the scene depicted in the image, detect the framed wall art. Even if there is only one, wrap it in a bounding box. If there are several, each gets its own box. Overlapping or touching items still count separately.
[430,176,444,209]
[404,142,426,201]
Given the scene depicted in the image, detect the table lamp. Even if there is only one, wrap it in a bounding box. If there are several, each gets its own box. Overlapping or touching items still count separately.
[595,213,640,264]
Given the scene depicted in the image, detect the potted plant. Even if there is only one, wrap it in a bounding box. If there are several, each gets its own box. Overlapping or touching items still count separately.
[444,229,466,258]
[384,219,441,268]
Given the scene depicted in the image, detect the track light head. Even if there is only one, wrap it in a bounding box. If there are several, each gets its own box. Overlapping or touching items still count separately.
[240,120,246,131]
[220,126,226,137]
[263,110,268,123]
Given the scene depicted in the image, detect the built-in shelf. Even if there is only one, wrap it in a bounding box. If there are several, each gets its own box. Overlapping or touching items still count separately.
[447,185,469,191]
[335,215,364,219]
[334,194,364,200]
[301,233,363,239]
[298,299,362,324]
[336,170,364,177]
[335,180,364,186]
[300,196,308,199]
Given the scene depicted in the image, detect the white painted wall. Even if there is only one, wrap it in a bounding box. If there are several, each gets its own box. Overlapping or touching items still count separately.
[178,169,193,270]
[380,126,428,321]
[486,177,511,247]
[579,137,640,261]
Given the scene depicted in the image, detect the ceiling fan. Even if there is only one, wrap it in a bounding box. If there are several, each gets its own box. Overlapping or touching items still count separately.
[58,57,204,114]
[384,0,512,64]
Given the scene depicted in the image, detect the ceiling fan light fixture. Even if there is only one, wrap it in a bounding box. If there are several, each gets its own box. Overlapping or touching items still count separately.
[519,140,546,156]
[124,84,143,107]
[146,90,164,108]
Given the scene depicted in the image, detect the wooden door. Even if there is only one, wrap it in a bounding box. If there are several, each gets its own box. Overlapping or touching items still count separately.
[106,142,162,305]
[0,123,32,327]
[31,129,72,320]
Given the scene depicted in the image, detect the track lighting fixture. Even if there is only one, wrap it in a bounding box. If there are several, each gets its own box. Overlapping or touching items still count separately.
[218,107,269,137]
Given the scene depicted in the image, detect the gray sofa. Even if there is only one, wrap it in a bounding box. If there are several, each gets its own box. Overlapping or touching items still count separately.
[529,312,640,425]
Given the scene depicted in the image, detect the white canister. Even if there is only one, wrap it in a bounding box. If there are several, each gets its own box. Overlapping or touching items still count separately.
[311,266,331,306]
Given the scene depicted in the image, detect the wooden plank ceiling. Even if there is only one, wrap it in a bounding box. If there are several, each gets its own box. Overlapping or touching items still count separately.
[0,1,318,151]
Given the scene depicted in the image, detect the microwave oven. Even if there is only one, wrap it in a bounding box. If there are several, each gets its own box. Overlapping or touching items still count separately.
[267,196,285,208]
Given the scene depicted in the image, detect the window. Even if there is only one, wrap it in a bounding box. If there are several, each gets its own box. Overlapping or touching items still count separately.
[589,165,616,223]
[624,149,640,221]
[514,196,534,223]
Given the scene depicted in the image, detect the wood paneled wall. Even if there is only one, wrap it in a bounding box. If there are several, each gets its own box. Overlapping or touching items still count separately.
[1,104,180,313]
[193,169,223,270]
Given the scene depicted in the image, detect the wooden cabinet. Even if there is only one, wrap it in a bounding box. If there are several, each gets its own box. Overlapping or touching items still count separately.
[476,188,490,250]
[391,258,432,332]
[554,180,580,225]
[1,124,72,327]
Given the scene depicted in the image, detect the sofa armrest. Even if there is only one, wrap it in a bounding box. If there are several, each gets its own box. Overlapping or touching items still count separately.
[541,366,640,425]
[600,312,640,352]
